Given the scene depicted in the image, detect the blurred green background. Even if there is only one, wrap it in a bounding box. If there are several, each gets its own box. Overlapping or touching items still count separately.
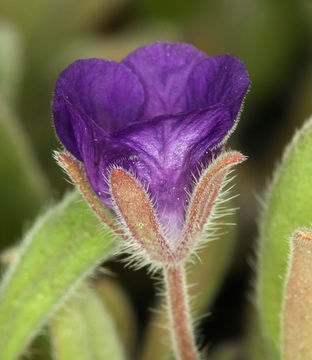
[0,0,312,357]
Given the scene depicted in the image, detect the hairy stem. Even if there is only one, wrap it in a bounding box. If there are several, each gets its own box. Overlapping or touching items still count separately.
[164,265,199,360]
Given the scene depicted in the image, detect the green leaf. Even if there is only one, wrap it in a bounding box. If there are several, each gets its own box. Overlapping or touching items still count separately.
[0,191,118,360]
[257,117,312,359]
[94,277,137,356]
[51,282,125,360]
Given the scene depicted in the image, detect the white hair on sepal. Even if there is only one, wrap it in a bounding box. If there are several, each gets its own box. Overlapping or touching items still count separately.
[107,164,161,219]
[187,167,240,264]
[180,151,245,265]
[53,150,78,188]
[54,150,116,225]
[107,166,173,274]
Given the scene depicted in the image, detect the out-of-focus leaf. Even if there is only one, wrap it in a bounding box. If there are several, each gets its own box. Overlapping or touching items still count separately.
[51,283,125,360]
[134,0,194,22]
[0,96,50,246]
[0,0,129,51]
[286,61,312,133]
[51,23,182,72]
[209,343,241,360]
[300,0,312,31]
[140,212,236,360]
[245,304,268,360]
[0,22,22,104]
[0,246,20,266]
[20,329,52,360]
[193,0,308,102]
[95,277,137,356]
[257,117,312,359]
[0,191,118,360]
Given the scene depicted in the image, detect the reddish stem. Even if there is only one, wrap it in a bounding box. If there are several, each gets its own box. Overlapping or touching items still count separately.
[164,265,199,360]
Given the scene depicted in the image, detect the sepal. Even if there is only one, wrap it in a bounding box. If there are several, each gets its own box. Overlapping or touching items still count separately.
[56,152,118,232]
[176,151,245,261]
[283,229,312,360]
[109,167,174,266]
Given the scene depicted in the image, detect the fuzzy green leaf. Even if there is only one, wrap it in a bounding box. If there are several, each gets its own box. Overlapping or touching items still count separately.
[0,191,118,360]
[257,117,312,359]
[51,283,125,360]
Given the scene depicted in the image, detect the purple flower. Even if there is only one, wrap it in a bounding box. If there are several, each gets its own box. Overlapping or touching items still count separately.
[53,42,250,240]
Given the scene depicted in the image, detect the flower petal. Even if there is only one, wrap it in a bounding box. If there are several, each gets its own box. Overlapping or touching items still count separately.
[82,105,232,240]
[53,59,144,158]
[187,54,250,120]
[122,42,208,119]
[122,43,250,123]
[53,94,105,160]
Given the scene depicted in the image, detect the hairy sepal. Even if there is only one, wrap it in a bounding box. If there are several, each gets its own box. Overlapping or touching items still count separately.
[109,167,174,267]
[282,229,312,360]
[176,151,245,261]
[56,152,118,232]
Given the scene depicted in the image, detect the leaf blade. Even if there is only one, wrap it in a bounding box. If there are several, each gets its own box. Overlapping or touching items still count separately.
[0,191,118,360]
[51,283,125,360]
[257,117,312,359]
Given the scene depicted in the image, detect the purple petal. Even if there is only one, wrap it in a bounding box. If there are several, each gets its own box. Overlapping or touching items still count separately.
[53,95,107,160]
[187,55,250,119]
[53,59,144,158]
[122,42,208,119]
[82,105,231,239]
[52,42,250,240]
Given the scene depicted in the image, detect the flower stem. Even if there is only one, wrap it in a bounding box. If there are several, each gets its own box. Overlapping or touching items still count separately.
[164,264,199,360]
